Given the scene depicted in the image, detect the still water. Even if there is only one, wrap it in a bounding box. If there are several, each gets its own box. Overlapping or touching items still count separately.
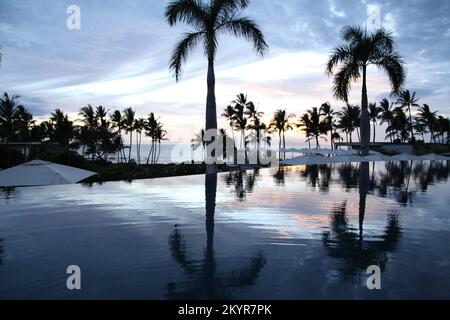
[0,160,449,299]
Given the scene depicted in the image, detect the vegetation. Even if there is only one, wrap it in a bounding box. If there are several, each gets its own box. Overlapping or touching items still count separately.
[326,26,406,155]
[0,93,168,169]
[165,0,268,171]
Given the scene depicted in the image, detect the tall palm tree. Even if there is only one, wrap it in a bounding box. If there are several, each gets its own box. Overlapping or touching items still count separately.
[110,110,125,162]
[416,104,437,143]
[434,116,450,144]
[230,93,251,148]
[244,100,264,158]
[165,0,268,172]
[269,109,295,159]
[396,90,419,142]
[387,107,409,143]
[96,106,109,128]
[297,113,313,149]
[0,93,22,166]
[379,98,394,142]
[221,105,235,143]
[50,109,75,148]
[122,107,135,163]
[368,103,380,143]
[134,117,146,164]
[14,105,35,141]
[145,113,159,165]
[79,105,98,160]
[319,102,335,149]
[298,107,327,149]
[326,26,406,155]
[154,122,168,164]
[337,104,360,143]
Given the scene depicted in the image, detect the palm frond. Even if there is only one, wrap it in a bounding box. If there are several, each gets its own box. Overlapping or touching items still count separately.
[219,17,268,56]
[170,31,204,81]
[165,0,207,28]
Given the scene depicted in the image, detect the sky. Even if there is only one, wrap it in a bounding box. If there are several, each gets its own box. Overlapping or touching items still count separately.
[0,0,449,145]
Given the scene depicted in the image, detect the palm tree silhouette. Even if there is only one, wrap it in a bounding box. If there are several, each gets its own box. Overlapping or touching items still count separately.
[14,105,35,142]
[269,109,295,160]
[167,173,266,299]
[79,105,98,160]
[326,26,406,155]
[231,94,250,149]
[297,113,313,149]
[337,104,360,143]
[396,90,420,142]
[368,103,381,143]
[298,107,327,149]
[221,105,236,143]
[386,107,409,143]
[378,98,394,143]
[50,109,75,148]
[319,102,336,150]
[133,118,146,164]
[0,93,23,167]
[110,110,125,163]
[165,0,268,173]
[122,107,135,163]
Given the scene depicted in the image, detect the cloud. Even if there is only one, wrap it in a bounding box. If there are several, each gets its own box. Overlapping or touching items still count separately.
[0,0,449,143]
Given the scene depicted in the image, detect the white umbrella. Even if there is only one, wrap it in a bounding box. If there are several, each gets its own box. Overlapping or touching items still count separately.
[0,160,97,187]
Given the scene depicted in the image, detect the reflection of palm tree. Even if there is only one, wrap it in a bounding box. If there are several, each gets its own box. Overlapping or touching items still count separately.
[224,169,260,200]
[300,165,331,191]
[273,166,286,186]
[167,174,266,299]
[322,163,402,278]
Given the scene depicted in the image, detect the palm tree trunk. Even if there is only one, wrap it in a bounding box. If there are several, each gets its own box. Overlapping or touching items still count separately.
[135,131,139,164]
[278,132,282,160]
[373,121,376,143]
[147,142,154,165]
[407,106,414,142]
[360,65,370,156]
[206,59,217,174]
[389,122,393,143]
[128,131,133,163]
[282,131,286,160]
[156,142,161,164]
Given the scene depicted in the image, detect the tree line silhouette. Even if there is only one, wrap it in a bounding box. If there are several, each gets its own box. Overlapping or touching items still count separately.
[0,93,167,166]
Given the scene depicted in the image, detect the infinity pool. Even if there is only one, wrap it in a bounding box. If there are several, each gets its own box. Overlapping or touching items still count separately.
[0,160,449,299]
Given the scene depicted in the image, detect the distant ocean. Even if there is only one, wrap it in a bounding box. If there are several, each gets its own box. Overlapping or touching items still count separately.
[77,143,309,164]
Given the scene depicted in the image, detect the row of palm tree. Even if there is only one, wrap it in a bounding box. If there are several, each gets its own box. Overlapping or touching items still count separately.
[165,0,410,161]
[0,92,168,165]
[216,92,449,154]
[297,94,449,148]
